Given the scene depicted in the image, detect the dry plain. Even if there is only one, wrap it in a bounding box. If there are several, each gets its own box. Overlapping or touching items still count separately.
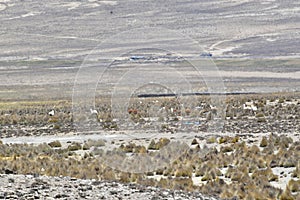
[0,0,300,199]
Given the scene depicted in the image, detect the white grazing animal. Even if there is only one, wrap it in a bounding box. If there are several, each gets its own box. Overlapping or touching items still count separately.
[243,103,258,111]
[48,110,55,116]
[90,108,98,115]
[243,104,251,110]
[251,105,258,111]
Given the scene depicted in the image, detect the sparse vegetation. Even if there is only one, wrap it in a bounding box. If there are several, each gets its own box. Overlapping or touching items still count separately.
[0,93,299,199]
[0,133,299,199]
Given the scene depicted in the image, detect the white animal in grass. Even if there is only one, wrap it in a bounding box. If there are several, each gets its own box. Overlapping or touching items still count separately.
[90,108,98,115]
[210,105,217,110]
[48,110,55,116]
[243,102,257,111]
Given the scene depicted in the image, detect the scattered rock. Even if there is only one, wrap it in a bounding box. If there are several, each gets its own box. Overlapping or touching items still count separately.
[0,174,220,200]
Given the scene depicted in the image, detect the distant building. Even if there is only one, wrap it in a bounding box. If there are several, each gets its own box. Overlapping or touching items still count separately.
[130,56,147,60]
[200,52,212,57]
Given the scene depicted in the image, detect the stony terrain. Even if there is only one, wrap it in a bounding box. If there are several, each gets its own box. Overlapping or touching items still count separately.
[0,128,299,199]
[0,174,220,200]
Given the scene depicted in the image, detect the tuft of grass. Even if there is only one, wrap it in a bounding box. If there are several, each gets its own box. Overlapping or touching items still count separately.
[256,112,265,118]
[148,138,170,150]
[280,188,294,200]
[84,139,106,149]
[175,167,192,178]
[48,140,62,148]
[219,137,229,144]
[288,179,300,193]
[260,136,268,147]
[206,136,217,144]
[67,142,82,151]
[257,117,266,123]
[221,146,233,153]
[191,138,198,145]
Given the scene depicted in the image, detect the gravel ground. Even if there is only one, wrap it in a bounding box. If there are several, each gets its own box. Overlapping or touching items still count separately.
[0,174,221,200]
